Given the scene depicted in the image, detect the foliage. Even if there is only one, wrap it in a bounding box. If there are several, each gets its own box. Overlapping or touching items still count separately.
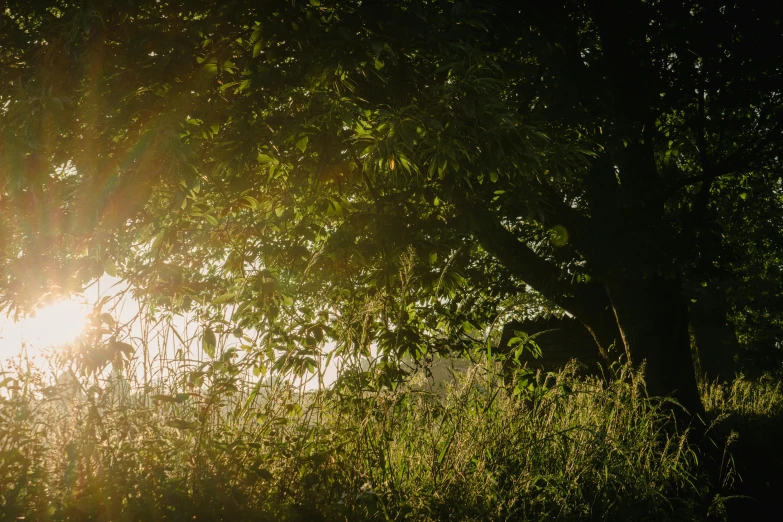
[700,375,783,520]
[1,0,782,413]
[1,0,783,518]
[0,349,727,521]
[701,374,783,419]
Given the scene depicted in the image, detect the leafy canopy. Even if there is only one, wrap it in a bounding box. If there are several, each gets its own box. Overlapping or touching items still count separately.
[1,0,782,375]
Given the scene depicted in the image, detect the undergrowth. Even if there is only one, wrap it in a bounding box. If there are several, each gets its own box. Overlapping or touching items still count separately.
[0,352,776,521]
[699,374,783,520]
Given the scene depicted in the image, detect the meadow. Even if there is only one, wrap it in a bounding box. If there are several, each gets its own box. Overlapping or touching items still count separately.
[2,348,781,521]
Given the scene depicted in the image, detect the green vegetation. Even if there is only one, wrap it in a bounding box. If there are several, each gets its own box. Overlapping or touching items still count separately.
[3,350,764,522]
[1,0,783,519]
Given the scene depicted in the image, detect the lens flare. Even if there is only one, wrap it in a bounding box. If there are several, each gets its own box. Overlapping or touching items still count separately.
[0,299,91,361]
[24,300,90,346]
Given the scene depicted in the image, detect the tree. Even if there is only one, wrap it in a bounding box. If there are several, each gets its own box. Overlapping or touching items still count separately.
[2,0,782,418]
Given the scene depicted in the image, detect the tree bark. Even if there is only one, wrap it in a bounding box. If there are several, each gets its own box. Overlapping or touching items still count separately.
[498,316,603,372]
[606,275,705,419]
[466,208,623,359]
[690,293,739,383]
[464,203,705,420]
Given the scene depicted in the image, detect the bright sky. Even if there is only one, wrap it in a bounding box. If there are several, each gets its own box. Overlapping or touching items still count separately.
[0,298,92,360]
[0,274,123,363]
[0,274,339,389]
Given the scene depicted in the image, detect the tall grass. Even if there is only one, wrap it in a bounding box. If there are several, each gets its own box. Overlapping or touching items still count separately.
[701,374,783,418]
[0,348,724,521]
[0,347,731,521]
[329,362,709,521]
[700,374,783,520]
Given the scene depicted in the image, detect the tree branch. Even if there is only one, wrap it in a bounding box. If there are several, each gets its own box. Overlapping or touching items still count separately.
[464,206,621,357]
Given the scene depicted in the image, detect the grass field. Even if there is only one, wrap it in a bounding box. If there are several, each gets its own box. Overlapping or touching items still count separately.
[1,352,781,521]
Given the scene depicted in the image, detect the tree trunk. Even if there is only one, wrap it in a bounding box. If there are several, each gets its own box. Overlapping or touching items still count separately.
[690,293,739,383]
[466,207,624,359]
[606,275,705,419]
[466,205,703,418]
[498,316,604,372]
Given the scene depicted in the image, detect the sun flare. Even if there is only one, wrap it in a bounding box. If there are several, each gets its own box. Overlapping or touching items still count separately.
[0,299,91,361]
[24,300,91,346]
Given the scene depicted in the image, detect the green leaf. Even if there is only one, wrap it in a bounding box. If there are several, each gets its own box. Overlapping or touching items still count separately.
[165,418,195,430]
[109,341,134,356]
[255,468,273,480]
[372,40,384,60]
[242,195,261,209]
[549,225,569,248]
[103,259,117,277]
[219,81,240,92]
[203,61,218,75]
[152,394,178,403]
[296,136,309,152]
[250,25,262,43]
[202,326,217,358]
[213,292,237,304]
[151,230,166,249]
[222,60,237,73]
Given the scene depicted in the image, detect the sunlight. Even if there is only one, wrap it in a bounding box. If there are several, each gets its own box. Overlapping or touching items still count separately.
[24,300,90,347]
[0,299,91,361]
